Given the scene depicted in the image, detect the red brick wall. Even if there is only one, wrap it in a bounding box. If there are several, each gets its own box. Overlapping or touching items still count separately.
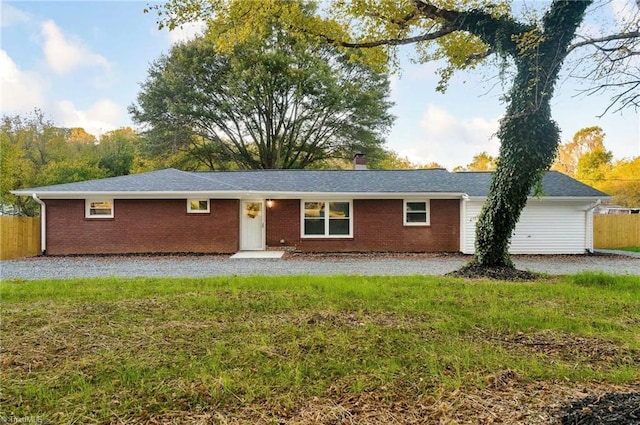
[266,199,460,252]
[45,198,459,255]
[44,199,239,255]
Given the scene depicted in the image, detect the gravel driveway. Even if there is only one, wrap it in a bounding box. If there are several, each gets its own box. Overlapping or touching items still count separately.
[1,252,638,280]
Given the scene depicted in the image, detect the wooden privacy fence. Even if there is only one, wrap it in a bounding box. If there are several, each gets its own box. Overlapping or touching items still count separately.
[0,216,41,260]
[594,214,640,249]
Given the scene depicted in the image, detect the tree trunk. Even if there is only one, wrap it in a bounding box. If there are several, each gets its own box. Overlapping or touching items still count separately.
[472,0,591,268]
[473,68,559,267]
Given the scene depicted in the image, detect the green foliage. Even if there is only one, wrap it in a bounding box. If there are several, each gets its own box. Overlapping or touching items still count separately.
[553,127,638,207]
[131,7,394,170]
[595,157,640,207]
[553,126,607,177]
[454,151,497,171]
[368,149,419,169]
[96,128,138,177]
[39,159,107,187]
[1,111,148,215]
[575,148,613,182]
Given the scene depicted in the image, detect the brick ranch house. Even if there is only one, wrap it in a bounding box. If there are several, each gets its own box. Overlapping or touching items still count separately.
[12,164,608,256]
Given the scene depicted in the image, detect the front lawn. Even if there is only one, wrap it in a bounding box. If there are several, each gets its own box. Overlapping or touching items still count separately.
[1,273,638,424]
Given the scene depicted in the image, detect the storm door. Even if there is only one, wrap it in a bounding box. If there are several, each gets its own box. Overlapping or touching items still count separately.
[240,200,264,250]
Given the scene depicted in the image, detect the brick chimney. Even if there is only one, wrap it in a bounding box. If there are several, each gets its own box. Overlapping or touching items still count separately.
[353,153,367,170]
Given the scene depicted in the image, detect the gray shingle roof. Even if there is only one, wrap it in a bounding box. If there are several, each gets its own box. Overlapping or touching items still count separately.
[12,168,608,198]
[454,171,608,197]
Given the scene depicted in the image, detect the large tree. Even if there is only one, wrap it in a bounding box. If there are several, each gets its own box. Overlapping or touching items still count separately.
[150,0,638,271]
[1,111,150,216]
[598,157,640,207]
[1,111,105,215]
[552,126,639,207]
[552,126,607,177]
[130,10,394,170]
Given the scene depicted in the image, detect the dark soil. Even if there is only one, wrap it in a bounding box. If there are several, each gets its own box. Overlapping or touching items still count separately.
[559,392,640,424]
[446,262,539,281]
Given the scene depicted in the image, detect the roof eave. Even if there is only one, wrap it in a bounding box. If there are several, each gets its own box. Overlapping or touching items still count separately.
[11,190,468,200]
[464,195,610,201]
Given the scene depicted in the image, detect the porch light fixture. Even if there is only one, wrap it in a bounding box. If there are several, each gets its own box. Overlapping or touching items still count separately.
[266,199,274,208]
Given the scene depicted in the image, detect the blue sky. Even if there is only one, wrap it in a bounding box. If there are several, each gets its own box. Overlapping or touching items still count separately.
[1,1,638,170]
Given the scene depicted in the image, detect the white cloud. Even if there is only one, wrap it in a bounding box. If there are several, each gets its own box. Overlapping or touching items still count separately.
[0,49,47,113]
[164,21,206,45]
[53,99,123,136]
[393,105,500,170]
[41,20,110,75]
[1,3,29,28]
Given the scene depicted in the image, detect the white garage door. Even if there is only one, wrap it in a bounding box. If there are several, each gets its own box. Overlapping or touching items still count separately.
[461,199,589,254]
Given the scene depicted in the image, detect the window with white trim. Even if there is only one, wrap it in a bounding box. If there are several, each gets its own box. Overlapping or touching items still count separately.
[86,199,114,218]
[187,199,210,213]
[302,200,352,237]
[404,200,430,226]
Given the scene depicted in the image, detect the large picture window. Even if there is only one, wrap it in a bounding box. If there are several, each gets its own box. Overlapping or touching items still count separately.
[404,200,430,226]
[302,201,352,237]
[86,199,114,218]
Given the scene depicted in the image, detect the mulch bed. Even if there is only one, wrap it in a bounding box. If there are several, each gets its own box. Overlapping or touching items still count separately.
[445,262,539,280]
[559,392,640,424]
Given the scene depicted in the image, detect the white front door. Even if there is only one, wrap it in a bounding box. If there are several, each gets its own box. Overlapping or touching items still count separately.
[240,200,264,250]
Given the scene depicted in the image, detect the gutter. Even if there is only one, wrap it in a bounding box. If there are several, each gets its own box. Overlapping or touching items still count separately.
[12,190,469,200]
[586,198,602,211]
[460,194,470,254]
[584,199,602,254]
[32,193,46,255]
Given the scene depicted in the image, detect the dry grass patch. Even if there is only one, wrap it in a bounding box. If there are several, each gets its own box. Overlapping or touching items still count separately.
[92,382,640,424]
[475,328,640,367]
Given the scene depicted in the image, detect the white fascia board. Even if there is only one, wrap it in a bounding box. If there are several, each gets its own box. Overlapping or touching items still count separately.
[13,189,608,203]
[266,192,466,200]
[11,191,222,199]
[13,190,468,200]
[464,196,609,202]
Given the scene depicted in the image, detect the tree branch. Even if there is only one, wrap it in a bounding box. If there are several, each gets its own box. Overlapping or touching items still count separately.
[319,27,455,49]
[567,31,640,55]
[410,0,530,55]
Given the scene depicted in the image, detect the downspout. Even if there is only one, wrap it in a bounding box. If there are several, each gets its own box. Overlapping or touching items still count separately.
[460,194,469,254]
[585,199,602,253]
[32,193,46,255]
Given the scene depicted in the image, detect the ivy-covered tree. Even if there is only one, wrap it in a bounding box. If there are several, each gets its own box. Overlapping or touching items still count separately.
[130,7,394,170]
[149,0,638,273]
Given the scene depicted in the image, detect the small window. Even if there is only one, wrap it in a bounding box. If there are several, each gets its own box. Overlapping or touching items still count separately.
[404,200,430,226]
[188,199,210,213]
[86,199,114,218]
[302,200,352,237]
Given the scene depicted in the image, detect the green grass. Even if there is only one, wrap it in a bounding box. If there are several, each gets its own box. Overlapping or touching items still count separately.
[1,274,639,423]
[615,246,640,253]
